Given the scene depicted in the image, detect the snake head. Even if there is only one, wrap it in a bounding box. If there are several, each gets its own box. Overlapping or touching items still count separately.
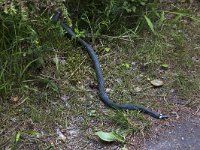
[159,114,168,119]
[52,10,62,22]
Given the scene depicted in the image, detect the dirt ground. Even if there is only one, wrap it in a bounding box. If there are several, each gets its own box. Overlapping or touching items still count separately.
[1,1,200,150]
[143,108,200,150]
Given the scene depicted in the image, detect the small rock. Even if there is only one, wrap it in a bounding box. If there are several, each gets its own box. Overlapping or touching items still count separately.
[106,88,112,92]
[134,87,142,92]
[61,95,70,102]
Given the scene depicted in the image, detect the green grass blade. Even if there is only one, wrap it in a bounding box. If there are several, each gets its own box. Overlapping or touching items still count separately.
[144,15,156,35]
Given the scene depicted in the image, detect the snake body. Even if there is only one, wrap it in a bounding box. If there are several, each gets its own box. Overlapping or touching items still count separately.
[52,11,168,119]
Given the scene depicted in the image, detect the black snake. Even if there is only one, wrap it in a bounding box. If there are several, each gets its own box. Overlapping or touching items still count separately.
[52,11,168,119]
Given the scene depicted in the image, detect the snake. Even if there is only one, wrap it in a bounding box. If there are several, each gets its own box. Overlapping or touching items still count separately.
[52,11,168,119]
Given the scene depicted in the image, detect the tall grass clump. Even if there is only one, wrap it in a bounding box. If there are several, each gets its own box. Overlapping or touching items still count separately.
[0,0,157,99]
[64,0,157,37]
[0,1,57,98]
[0,5,37,97]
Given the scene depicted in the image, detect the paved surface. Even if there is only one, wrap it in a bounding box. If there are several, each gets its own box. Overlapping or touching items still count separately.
[144,117,200,150]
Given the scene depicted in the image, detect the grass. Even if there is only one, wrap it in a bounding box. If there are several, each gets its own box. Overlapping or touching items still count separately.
[1,1,200,149]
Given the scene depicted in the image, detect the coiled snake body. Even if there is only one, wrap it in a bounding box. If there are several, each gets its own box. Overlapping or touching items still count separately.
[52,11,168,119]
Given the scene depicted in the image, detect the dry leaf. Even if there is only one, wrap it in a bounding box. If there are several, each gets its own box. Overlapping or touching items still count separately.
[150,79,164,87]
[56,128,66,142]
[10,96,19,103]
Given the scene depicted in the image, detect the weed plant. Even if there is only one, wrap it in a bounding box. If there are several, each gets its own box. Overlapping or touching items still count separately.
[0,1,63,98]
[0,0,154,99]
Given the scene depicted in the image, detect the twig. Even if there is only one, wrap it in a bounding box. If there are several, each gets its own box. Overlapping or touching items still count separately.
[14,97,29,108]
[68,56,87,80]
